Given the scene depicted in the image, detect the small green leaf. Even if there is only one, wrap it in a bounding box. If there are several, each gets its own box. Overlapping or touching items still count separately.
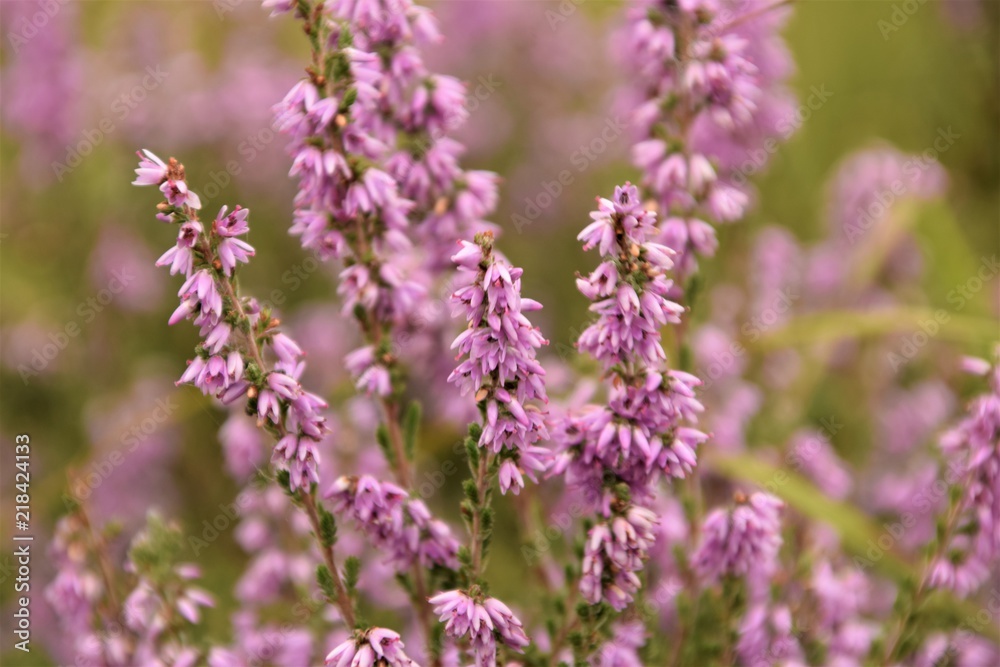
[468,422,483,441]
[338,27,353,49]
[319,505,337,548]
[465,437,480,469]
[276,470,293,496]
[344,556,361,595]
[462,479,479,505]
[316,564,335,601]
[376,424,394,466]
[403,401,422,461]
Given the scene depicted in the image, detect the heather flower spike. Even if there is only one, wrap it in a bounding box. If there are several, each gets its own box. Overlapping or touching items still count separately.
[555,183,707,612]
[133,149,372,641]
[692,491,785,583]
[429,589,529,667]
[449,232,550,494]
[270,0,499,437]
[135,151,325,490]
[927,354,1000,595]
[68,1,1000,664]
[325,474,461,570]
[621,0,796,278]
[325,627,416,667]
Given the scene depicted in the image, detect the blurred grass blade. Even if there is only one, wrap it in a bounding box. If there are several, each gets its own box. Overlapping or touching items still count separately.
[753,308,999,350]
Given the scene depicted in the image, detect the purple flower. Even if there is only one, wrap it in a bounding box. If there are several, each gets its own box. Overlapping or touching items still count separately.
[45,569,102,633]
[692,492,784,583]
[325,627,415,667]
[135,151,203,212]
[592,622,646,667]
[219,412,265,481]
[575,184,683,371]
[213,208,255,275]
[829,145,947,244]
[325,475,460,570]
[429,589,529,667]
[579,505,658,611]
[736,601,804,667]
[787,429,853,500]
[156,221,203,277]
[133,149,168,186]
[137,152,329,492]
[618,0,797,276]
[269,0,503,437]
[449,234,550,494]
[928,356,1000,597]
[261,0,296,17]
[555,185,705,503]
[345,345,393,397]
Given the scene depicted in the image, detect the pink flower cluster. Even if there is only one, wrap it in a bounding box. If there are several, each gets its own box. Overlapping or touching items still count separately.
[621,0,797,276]
[44,514,213,667]
[325,627,415,667]
[929,355,1000,595]
[326,474,460,570]
[580,505,659,610]
[556,185,706,500]
[449,235,550,494]
[271,0,500,400]
[135,150,329,491]
[551,183,708,613]
[692,491,785,582]
[429,590,529,667]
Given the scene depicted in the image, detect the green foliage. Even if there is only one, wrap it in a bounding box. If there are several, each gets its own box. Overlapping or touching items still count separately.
[464,436,480,470]
[344,557,361,597]
[316,564,335,602]
[318,504,337,548]
[376,424,394,466]
[403,401,422,461]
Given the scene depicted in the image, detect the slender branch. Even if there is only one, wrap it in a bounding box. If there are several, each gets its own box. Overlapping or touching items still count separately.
[546,583,579,667]
[301,492,357,628]
[76,500,122,614]
[470,453,491,578]
[186,210,360,629]
[381,398,413,488]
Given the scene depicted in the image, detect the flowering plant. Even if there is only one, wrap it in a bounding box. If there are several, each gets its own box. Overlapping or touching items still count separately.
[21,1,998,666]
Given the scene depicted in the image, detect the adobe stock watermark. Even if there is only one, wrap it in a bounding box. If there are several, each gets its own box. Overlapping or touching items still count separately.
[877,0,930,41]
[700,287,800,390]
[6,0,71,53]
[256,253,325,314]
[521,500,588,566]
[187,488,257,556]
[410,74,502,159]
[844,126,959,245]
[197,121,282,204]
[545,0,587,30]
[194,73,500,204]
[731,84,833,188]
[61,396,179,508]
[18,269,136,385]
[887,255,998,372]
[512,115,629,234]
[52,65,170,182]
[213,0,248,19]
